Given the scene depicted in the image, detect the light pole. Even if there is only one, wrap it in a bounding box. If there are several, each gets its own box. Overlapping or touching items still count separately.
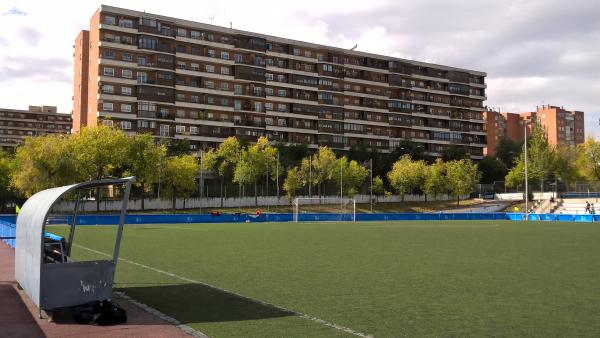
[524,122,529,220]
[370,158,373,213]
[340,158,343,213]
[199,150,203,214]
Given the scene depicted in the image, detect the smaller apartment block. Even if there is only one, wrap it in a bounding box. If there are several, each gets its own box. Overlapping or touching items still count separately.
[484,105,585,155]
[0,106,72,151]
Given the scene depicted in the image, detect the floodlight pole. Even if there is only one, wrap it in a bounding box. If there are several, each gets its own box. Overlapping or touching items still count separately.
[340,159,343,213]
[370,158,373,213]
[524,122,529,221]
[309,155,312,198]
[276,152,280,203]
[199,150,203,214]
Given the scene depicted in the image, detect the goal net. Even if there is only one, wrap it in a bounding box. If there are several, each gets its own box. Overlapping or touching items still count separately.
[292,197,356,222]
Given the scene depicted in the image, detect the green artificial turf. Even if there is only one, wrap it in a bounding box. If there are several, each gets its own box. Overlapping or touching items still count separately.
[50,221,600,337]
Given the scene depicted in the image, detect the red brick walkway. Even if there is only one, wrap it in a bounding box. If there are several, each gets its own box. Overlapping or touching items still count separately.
[0,244,194,338]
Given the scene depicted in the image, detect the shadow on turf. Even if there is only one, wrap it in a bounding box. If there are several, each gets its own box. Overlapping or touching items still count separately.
[118,283,295,323]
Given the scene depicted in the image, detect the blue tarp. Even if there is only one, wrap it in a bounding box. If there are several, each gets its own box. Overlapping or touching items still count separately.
[0,220,16,248]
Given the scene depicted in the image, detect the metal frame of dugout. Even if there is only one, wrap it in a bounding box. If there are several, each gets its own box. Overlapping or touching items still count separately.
[15,177,135,315]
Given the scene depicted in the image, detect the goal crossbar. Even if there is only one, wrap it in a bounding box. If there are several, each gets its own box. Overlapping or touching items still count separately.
[292,197,356,222]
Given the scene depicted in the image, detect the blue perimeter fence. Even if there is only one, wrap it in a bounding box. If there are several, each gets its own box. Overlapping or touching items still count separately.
[2,212,599,249]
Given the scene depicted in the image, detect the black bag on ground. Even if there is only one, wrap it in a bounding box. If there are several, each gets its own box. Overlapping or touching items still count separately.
[72,300,127,325]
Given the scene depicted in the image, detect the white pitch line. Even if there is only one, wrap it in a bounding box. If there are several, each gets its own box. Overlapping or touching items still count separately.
[74,244,374,338]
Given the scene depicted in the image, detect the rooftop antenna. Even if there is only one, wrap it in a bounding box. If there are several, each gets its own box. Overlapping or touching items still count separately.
[209,16,214,25]
[230,21,232,29]
[350,44,358,51]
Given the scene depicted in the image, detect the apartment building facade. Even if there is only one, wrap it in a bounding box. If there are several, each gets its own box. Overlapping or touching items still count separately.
[0,106,72,151]
[484,105,585,155]
[74,5,487,158]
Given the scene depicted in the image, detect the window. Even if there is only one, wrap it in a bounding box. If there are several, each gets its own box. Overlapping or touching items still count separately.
[207,33,214,41]
[205,64,215,73]
[136,72,147,83]
[102,120,114,127]
[205,81,214,89]
[176,125,186,133]
[191,95,199,103]
[220,82,229,90]
[265,117,273,125]
[122,69,132,79]
[293,48,300,56]
[104,16,116,25]
[278,89,286,97]
[190,30,201,39]
[177,61,186,69]
[121,36,133,45]
[103,102,114,111]
[265,73,274,81]
[234,100,242,110]
[221,98,229,106]
[221,51,229,60]
[119,19,133,28]
[278,104,286,112]
[102,84,114,93]
[207,112,214,120]
[120,121,132,129]
[234,54,243,63]
[121,104,132,112]
[190,126,199,134]
[103,50,115,59]
[322,64,333,72]
[207,49,215,57]
[254,102,262,112]
[103,67,115,76]
[277,74,286,82]
[265,88,274,96]
[122,52,132,61]
[265,103,273,111]
[177,44,187,53]
[138,37,157,49]
[207,96,214,104]
[221,67,230,75]
[177,28,187,37]
[221,36,230,43]
[159,124,170,136]
[190,63,199,71]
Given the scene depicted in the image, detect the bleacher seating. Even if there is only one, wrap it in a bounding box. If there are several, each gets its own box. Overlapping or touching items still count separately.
[554,198,599,214]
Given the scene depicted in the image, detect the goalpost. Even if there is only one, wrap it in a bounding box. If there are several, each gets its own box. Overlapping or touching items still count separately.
[293,197,356,222]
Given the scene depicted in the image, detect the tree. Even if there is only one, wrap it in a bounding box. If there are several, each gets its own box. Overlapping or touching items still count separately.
[333,156,369,196]
[200,136,241,206]
[387,155,426,201]
[372,176,385,201]
[124,133,166,210]
[347,141,370,163]
[160,155,198,211]
[423,158,448,200]
[302,146,337,198]
[505,123,552,189]
[11,134,78,196]
[495,137,522,169]
[478,156,507,184]
[233,136,278,205]
[576,138,600,181]
[442,145,468,162]
[552,145,581,184]
[445,159,482,206]
[0,151,17,211]
[283,166,303,203]
[72,126,129,210]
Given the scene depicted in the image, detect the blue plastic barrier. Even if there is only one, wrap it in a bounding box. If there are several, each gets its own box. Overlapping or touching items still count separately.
[0,220,16,248]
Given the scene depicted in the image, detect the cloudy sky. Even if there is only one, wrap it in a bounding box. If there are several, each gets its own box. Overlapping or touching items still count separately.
[1,0,598,137]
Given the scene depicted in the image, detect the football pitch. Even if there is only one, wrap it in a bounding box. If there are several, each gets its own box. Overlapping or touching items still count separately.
[52,220,600,337]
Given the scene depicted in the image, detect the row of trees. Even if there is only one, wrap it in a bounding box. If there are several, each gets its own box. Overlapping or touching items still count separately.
[485,122,600,189]
[6,126,198,210]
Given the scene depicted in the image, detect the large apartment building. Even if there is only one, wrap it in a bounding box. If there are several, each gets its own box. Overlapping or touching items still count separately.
[0,105,72,151]
[74,5,487,158]
[484,105,585,155]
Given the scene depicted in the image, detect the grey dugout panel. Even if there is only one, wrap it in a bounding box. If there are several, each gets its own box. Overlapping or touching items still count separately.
[15,177,134,310]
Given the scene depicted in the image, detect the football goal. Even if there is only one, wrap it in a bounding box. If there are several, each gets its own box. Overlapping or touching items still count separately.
[292,197,356,222]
